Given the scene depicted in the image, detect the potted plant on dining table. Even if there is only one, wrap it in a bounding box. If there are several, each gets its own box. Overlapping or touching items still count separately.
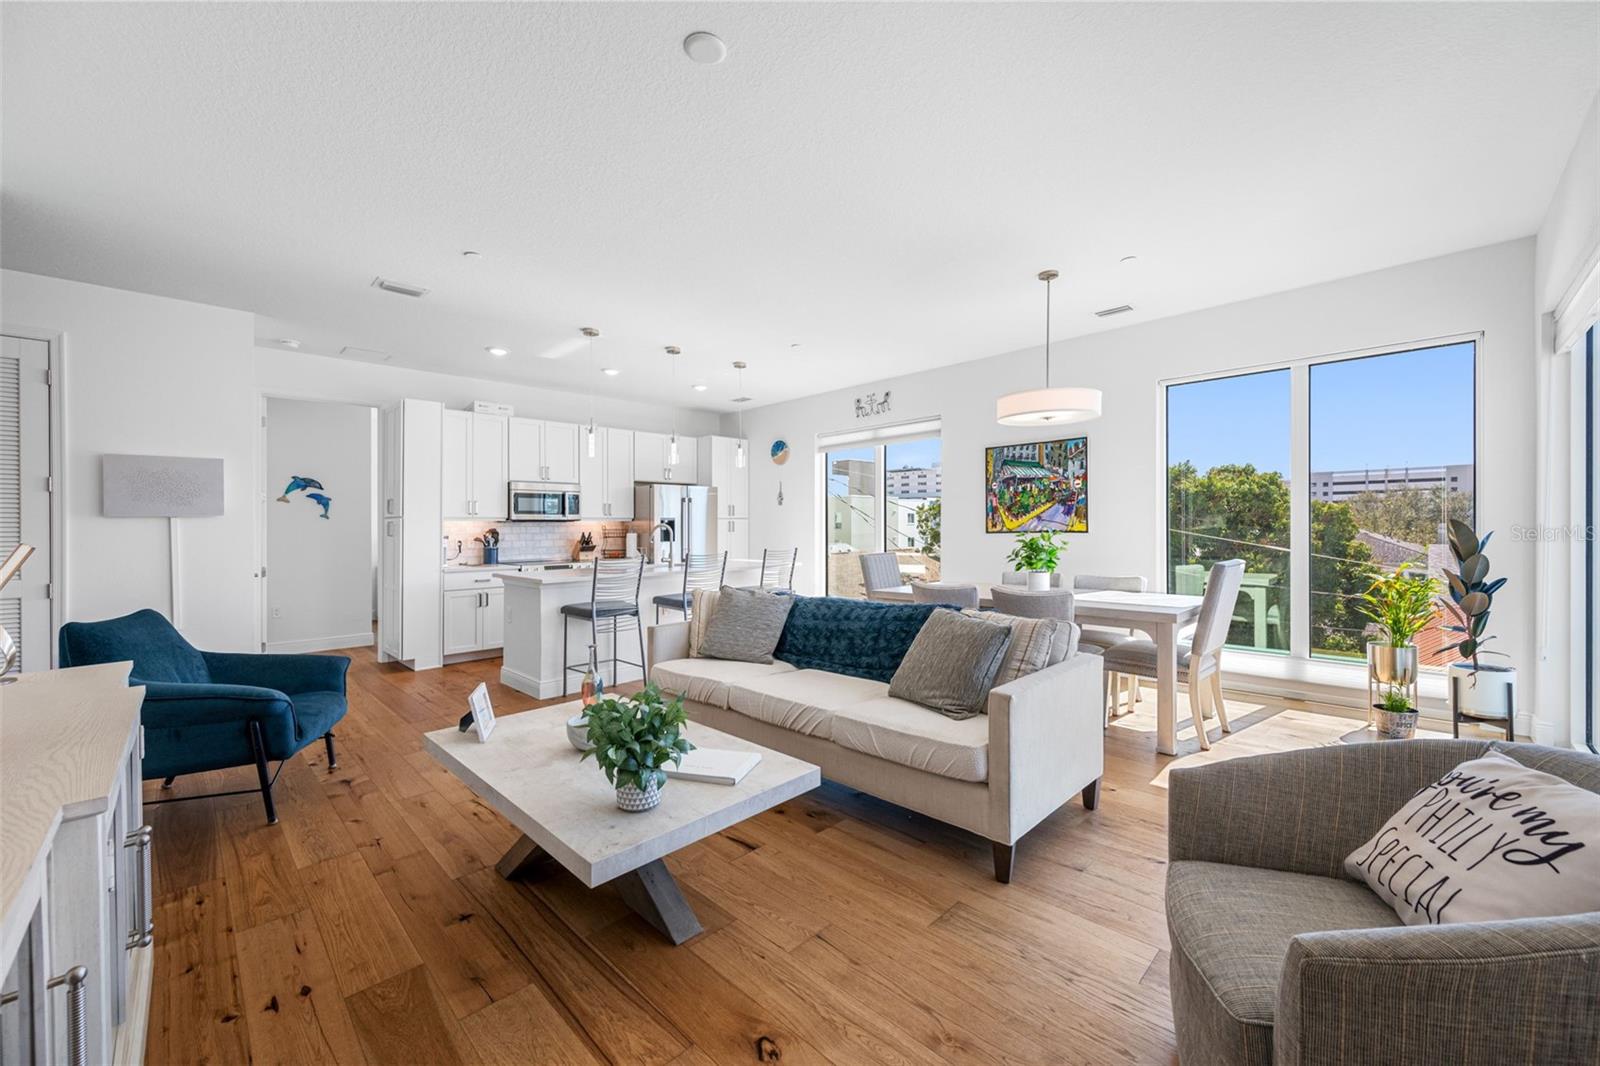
[1007,530,1065,591]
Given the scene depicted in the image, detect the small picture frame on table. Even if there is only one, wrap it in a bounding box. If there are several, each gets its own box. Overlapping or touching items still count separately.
[457,682,496,742]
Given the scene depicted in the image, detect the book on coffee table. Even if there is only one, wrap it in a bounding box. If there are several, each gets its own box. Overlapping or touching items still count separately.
[665,748,762,786]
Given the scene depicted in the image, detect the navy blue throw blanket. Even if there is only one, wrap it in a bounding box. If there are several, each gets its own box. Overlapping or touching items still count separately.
[773,596,939,682]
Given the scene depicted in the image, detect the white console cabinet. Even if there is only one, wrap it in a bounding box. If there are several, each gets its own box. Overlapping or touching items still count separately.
[1,662,151,1066]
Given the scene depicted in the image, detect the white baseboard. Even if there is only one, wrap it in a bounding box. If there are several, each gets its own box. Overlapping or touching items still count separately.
[500,663,562,700]
[265,632,375,655]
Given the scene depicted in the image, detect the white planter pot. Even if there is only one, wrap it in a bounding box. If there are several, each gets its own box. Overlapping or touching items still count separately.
[1449,663,1517,730]
[1026,571,1051,592]
[616,780,662,812]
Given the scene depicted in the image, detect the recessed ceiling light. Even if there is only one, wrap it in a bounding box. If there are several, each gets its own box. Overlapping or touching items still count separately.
[602,367,621,376]
[274,338,301,349]
[462,250,482,258]
[691,383,708,392]
[683,31,726,64]
[485,346,508,357]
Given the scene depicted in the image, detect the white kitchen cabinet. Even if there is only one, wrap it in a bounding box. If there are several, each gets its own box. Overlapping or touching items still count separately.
[442,589,484,655]
[698,435,749,517]
[443,571,505,655]
[604,428,635,518]
[509,418,582,484]
[634,431,699,484]
[471,413,508,519]
[444,410,508,518]
[380,518,403,659]
[721,517,750,561]
[377,399,443,671]
[442,409,472,518]
[380,405,404,517]
[577,428,605,519]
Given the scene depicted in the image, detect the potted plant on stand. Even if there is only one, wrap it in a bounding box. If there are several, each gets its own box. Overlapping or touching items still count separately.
[580,685,695,811]
[1356,569,1437,729]
[1440,519,1515,739]
[1007,531,1064,591]
[1372,685,1419,740]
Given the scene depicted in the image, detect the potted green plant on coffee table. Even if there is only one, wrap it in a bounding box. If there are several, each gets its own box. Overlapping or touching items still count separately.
[1007,530,1065,591]
[1357,568,1437,725]
[580,685,694,811]
[1372,685,1419,740]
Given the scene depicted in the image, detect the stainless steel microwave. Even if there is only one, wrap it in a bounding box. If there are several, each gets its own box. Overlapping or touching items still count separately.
[507,482,580,521]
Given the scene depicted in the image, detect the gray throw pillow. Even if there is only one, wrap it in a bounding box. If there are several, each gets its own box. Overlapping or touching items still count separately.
[960,609,1060,686]
[697,585,794,664]
[888,609,1013,720]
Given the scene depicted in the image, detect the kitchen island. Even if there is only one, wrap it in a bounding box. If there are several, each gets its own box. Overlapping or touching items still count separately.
[498,558,763,698]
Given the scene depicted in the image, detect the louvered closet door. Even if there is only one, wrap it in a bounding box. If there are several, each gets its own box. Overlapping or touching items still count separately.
[0,334,52,671]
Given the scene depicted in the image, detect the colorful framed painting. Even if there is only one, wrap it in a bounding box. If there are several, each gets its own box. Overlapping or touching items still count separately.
[984,437,1088,533]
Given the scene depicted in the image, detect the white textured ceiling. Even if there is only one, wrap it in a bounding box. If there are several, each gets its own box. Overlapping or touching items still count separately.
[3,3,1596,410]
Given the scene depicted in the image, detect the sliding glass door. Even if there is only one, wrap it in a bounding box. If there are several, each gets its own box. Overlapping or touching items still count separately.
[824,435,943,597]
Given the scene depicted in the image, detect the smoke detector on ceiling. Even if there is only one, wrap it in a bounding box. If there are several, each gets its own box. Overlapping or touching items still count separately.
[683,32,726,64]
[1093,305,1134,318]
[371,276,430,298]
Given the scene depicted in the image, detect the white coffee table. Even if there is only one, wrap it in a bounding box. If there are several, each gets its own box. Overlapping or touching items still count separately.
[423,701,820,944]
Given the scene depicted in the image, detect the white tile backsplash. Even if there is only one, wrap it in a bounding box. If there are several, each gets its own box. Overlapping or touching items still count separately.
[443,520,605,565]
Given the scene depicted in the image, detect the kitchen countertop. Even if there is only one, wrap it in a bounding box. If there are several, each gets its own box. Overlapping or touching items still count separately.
[497,558,762,586]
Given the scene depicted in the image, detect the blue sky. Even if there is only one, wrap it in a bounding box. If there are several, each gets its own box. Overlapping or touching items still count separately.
[1168,341,1476,475]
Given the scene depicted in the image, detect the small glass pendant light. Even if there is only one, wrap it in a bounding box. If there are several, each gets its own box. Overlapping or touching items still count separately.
[581,327,600,458]
[733,360,748,468]
[666,346,681,465]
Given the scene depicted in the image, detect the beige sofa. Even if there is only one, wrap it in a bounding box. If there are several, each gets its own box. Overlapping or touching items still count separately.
[646,620,1104,881]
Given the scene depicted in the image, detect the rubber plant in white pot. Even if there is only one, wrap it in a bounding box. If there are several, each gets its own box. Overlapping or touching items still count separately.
[1440,519,1515,736]
[580,685,694,812]
[1007,530,1064,591]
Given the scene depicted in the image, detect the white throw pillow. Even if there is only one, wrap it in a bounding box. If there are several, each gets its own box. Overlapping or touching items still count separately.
[1344,751,1600,926]
[687,587,721,658]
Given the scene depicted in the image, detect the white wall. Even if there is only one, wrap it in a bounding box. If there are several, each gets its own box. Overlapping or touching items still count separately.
[1,270,260,651]
[1532,90,1599,748]
[737,239,1539,710]
[257,349,721,437]
[265,398,374,652]
[1535,91,1599,316]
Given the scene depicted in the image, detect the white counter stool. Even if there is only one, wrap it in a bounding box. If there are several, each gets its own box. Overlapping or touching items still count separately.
[651,552,727,623]
[562,556,645,694]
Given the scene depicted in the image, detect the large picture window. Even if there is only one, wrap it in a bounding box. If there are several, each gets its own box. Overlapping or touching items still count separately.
[1165,338,1476,667]
[824,433,942,597]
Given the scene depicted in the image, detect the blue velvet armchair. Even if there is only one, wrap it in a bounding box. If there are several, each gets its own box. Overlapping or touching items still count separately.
[58,609,350,824]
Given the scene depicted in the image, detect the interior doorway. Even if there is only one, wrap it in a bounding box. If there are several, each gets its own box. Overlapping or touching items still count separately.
[260,397,377,653]
[0,331,59,671]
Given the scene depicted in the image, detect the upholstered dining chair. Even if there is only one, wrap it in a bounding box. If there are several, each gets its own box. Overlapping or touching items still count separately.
[858,551,903,599]
[652,551,726,623]
[989,585,1074,621]
[759,547,798,591]
[910,581,981,609]
[1073,574,1149,714]
[1000,570,1063,588]
[58,608,350,825]
[1101,560,1244,750]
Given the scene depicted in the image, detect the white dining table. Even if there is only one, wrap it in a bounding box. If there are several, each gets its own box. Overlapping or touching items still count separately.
[873,584,1206,755]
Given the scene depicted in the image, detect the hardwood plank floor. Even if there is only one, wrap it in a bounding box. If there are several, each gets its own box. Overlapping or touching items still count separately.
[143,647,1472,1065]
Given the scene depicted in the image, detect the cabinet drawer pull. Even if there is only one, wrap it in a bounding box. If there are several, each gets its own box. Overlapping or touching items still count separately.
[47,966,88,1066]
[124,825,154,948]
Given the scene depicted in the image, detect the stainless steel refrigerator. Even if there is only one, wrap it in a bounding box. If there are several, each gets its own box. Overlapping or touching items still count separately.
[634,483,719,565]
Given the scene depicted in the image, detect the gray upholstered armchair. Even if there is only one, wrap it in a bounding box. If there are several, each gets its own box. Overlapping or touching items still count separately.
[1166,739,1600,1066]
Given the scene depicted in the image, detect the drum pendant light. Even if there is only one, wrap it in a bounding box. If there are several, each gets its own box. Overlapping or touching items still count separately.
[996,270,1102,426]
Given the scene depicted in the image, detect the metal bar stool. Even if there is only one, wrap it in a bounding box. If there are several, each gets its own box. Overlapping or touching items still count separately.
[561,556,645,695]
[651,551,727,623]
[759,547,798,591]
